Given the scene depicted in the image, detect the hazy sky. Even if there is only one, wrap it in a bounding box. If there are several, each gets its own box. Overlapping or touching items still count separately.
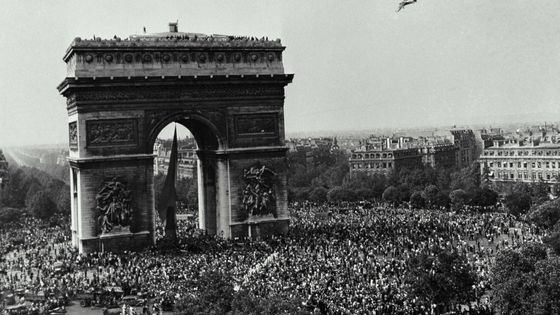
[1,0,560,145]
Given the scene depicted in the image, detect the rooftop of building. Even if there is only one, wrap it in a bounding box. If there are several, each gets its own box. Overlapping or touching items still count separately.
[486,141,560,149]
[64,23,283,61]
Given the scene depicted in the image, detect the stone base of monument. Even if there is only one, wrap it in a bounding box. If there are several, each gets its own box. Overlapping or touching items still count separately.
[230,217,289,239]
[80,230,153,253]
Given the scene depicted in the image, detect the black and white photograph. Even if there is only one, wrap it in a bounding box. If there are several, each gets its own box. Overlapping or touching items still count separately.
[1,1,560,314]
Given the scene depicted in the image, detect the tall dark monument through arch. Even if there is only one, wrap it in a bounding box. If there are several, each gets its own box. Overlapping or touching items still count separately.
[58,24,294,253]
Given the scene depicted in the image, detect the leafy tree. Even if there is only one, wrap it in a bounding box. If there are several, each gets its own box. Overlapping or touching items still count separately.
[308,187,328,203]
[449,163,480,193]
[410,191,426,209]
[532,257,560,314]
[175,271,235,315]
[1,168,26,207]
[327,186,357,202]
[544,229,560,256]
[470,187,498,208]
[528,198,560,230]
[434,191,450,209]
[449,189,468,210]
[503,183,532,215]
[55,185,71,214]
[504,191,532,217]
[423,184,439,208]
[382,186,400,205]
[491,243,549,315]
[0,207,21,224]
[397,184,411,202]
[355,188,375,201]
[405,249,477,312]
[289,187,310,202]
[25,181,43,209]
[531,180,551,206]
[27,190,56,219]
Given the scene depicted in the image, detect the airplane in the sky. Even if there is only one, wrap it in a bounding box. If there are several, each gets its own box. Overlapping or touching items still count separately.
[396,0,418,12]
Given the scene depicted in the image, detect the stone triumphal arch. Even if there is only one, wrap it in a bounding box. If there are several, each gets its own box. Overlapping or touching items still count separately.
[58,24,294,253]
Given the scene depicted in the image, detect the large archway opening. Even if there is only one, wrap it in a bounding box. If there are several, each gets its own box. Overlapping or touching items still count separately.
[148,113,225,238]
[152,124,198,239]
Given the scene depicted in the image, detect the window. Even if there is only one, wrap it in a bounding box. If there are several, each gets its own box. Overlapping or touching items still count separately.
[510,162,514,168]
[523,162,528,168]
[538,162,542,168]
[547,174,551,180]
[546,162,550,168]
[532,162,536,168]
[498,162,502,167]
[388,162,392,168]
[510,173,514,179]
[490,162,494,167]
[518,162,522,168]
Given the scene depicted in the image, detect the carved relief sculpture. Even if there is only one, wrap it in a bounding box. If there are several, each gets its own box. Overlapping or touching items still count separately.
[235,114,277,137]
[68,122,78,147]
[86,119,137,146]
[241,166,277,218]
[96,178,133,234]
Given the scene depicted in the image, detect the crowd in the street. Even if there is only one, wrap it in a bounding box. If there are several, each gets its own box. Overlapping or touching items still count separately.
[0,203,544,314]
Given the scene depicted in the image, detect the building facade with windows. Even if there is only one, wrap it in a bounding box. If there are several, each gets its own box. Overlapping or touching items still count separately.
[420,143,457,169]
[478,140,560,193]
[450,129,479,168]
[349,135,459,176]
[349,146,423,175]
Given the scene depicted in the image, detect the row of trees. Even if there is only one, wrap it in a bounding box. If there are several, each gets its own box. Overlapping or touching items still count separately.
[0,165,70,223]
[287,148,498,209]
[287,148,558,215]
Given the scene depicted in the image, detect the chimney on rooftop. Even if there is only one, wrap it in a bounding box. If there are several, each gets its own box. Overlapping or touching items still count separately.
[169,22,178,33]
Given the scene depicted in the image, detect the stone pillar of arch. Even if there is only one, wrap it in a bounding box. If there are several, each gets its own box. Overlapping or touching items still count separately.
[58,27,293,253]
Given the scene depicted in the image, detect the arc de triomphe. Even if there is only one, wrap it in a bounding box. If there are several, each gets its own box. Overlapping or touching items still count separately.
[58,24,294,253]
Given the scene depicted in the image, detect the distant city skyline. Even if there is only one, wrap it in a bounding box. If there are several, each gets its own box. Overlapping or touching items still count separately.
[2,0,560,146]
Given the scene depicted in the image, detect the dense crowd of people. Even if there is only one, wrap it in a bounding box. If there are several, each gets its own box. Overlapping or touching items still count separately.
[0,203,544,314]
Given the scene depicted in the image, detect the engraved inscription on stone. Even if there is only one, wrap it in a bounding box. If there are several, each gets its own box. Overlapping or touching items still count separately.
[96,178,133,234]
[68,122,78,148]
[241,165,277,218]
[86,119,137,146]
[235,114,277,137]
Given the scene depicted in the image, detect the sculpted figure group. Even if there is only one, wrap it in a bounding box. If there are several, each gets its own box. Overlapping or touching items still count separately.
[96,178,133,233]
[241,165,277,218]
